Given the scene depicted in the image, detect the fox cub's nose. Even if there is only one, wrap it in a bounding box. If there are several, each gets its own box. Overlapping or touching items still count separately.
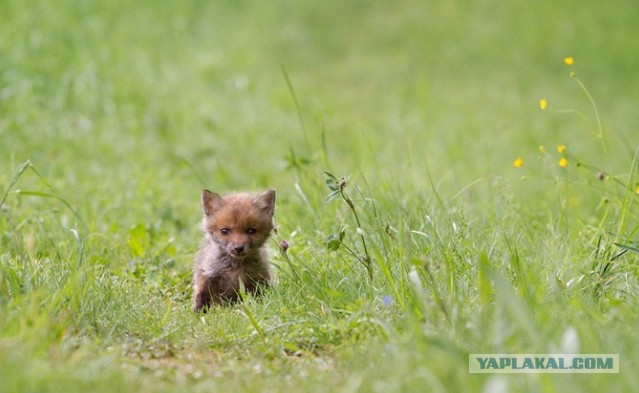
[233,245,245,253]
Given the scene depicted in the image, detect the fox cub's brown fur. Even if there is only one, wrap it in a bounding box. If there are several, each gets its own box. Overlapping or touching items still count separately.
[193,189,275,312]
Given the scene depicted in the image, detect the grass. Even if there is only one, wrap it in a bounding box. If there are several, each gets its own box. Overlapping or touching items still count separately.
[2,0,639,391]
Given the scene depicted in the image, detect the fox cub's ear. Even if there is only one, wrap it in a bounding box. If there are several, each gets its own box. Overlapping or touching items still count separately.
[254,189,276,216]
[202,190,224,217]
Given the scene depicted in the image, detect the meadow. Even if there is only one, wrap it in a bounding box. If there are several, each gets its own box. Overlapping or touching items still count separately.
[2,0,639,391]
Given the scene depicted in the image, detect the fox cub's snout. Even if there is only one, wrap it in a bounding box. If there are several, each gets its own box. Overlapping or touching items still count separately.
[193,189,276,311]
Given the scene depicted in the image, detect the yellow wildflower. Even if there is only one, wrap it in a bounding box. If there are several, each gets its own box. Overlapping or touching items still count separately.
[513,157,524,168]
[558,157,568,168]
[539,98,548,110]
[564,57,574,65]
[538,145,546,153]
[556,145,566,153]
[635,186,639,194]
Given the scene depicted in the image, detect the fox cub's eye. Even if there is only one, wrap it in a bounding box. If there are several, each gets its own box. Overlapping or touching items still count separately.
[247,227,257,235]
[220,228,230,235]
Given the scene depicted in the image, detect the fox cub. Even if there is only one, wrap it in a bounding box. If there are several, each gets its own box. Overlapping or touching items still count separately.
[193,189,275,311]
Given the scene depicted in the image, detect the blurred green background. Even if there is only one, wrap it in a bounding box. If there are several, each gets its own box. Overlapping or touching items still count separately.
[3,0,638,193]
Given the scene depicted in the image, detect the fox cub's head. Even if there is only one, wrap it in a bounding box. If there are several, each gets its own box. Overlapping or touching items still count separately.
[201,189,276,259]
